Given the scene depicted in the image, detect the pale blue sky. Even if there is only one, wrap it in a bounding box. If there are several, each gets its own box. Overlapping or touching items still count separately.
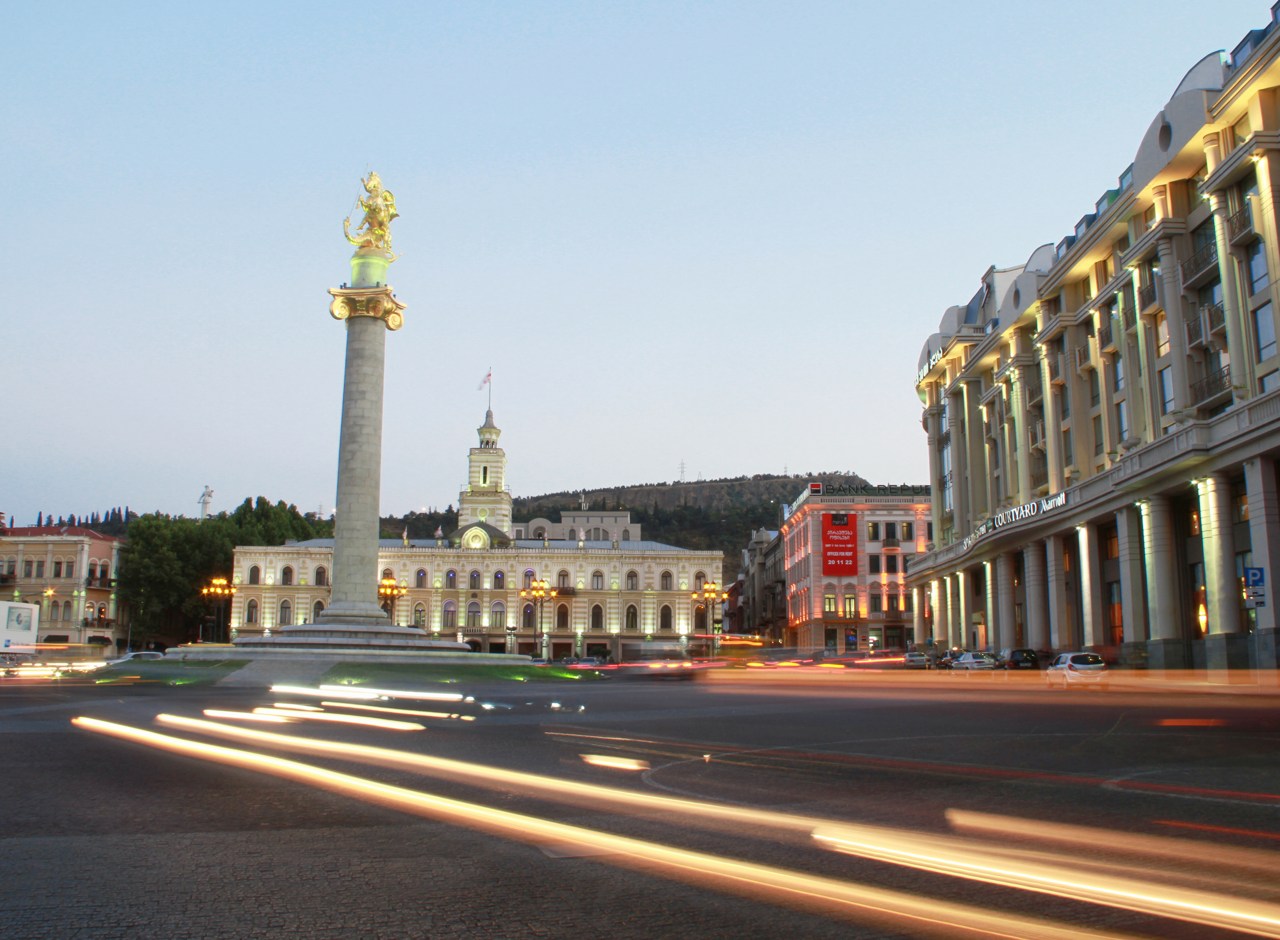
[2,0,1267,525]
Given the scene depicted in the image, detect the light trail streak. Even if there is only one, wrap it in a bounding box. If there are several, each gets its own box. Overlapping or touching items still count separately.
[317,684,466,702]
[250,707,424,731]
[1155,819,1280,843]
[269,685,382,701]
[580,755,650,771]
[202,709,294,723]
[318,701,475,721]
[814,824,1280,938]
[71,716,1124,940]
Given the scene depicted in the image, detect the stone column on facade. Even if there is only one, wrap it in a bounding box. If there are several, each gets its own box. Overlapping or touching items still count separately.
[1154,237,1192,406]
[1045,535,1070,651]
[1075,522,1102,649]
[1198,473,1249,671]
[911,584,925,646]
[1011,359,1033,500]
[948,389,970,531]
[1244,456,1280,675]
[930,579,944,651]
[1115,505,1148,656]
[996,551,1018,651]
[1023,540,1048,651]
[983,559,997,651]
[957,567,976,649]
[1139,495,1184,669]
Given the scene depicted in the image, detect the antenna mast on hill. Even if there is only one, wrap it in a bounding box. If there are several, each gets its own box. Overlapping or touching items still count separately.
[679,460,686,483]
[197,485,214,521]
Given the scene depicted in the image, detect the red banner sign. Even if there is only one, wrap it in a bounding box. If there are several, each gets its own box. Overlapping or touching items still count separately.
[822,512,858,575]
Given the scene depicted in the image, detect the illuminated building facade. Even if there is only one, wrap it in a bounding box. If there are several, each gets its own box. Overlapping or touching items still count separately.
[776,483,931,654]
[0,526,125,647]
[230,410,722,659]
[907,12,1280,672]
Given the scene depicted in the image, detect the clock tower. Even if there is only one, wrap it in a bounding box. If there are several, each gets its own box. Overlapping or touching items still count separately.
[457,409,512,534]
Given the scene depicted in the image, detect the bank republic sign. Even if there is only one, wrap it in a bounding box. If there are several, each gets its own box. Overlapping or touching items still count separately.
[822,512,858,575]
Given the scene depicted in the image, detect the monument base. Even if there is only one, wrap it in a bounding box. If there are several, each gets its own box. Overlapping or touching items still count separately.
[234,623,469,653]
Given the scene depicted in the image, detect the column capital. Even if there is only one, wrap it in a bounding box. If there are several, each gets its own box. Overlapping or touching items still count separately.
[329,285,406,331]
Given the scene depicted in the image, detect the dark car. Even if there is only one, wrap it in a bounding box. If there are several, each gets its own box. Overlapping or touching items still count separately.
[997,648,1040,670]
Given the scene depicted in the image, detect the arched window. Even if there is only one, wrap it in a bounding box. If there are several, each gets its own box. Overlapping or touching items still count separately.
[442,602,457,629]
[524,569,535,589]
[660,571,673,591]
[694,571,706,589]
[246,599,258,624]
[416,569,427,588]
[313,600,325,621]
[491,603,506,629]
[557,570,570,589]
[49,603,59,622]
[591,605,603,631]
[523,604,535,629]
[100,564,109,581]
[382,567,394,580]
[279,600,293,626]
[533,527,545,539]
[556,604,569,630]
[413,604,425,627]
[493,571,505,590]
[568,529,577,540]
[695,604,707,632]
[659,605,673,632]
[466,602,481,628]
[89,562,99,580]
[625,605,638,631]
[446,570,457,589]
[626,570,638,590]
[314,566,327,587]
[622,529,631,541]
[591,570,604,590]
[249,566,260,585]
[469,570,481,590]
[281,566,294,586]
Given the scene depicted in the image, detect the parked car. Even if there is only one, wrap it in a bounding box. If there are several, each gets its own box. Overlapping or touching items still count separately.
[1045,651,1108,688]
[997,648,1041,670]
[935,648,967,670]
[950,651,998,671]
[903,650,929,669]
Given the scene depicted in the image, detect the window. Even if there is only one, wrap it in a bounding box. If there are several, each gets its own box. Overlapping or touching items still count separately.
[868,592,883,614]
[1262,371,1280,393]
[35,561,43,578]
[868,555,881,575]
[249,565,260,585]
[558,570,570,589]
[490,604,505,629]
[626,570,638,590]
[466,602,481,628]
[1115,400,1129,441]
[1089,370,1101,407]
[281,566,293,586]
[493,571,504,590]
[65,562,73,579]
[885,555,899,575]
[867,521,881,541]
[591,605,603,630]
[1155,313,1170,357]
[824,594,837,614]
[413,604,425,627]
[523,604,535,629]
[279,600,293,626]
[660,571,673,591]
[1159,367,1175,415]
[53,561,62,578]
[556,604,569,630]
[523,569,534,589]
[903,593,914,613]
[314,600,325,621]
[1093,416,1104,455]
[591,571,604,590]
[884,522,897,540]
[315,566,328,587]
[625,605,638,631]
[415,568,427,589]
[446,570,457,589]
[1254,302,1276,361]
[903,522,913,541]
[1247,242,1269,296]
[469,570,481,590]
[659,605,673,632]
[246,599,258,624]
[442,603,457,629]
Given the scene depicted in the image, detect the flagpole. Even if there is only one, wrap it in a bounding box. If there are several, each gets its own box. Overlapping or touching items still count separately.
[488,365,493,410]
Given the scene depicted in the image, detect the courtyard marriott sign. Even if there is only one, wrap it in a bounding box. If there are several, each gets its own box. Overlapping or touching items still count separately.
[961,491,1068,552]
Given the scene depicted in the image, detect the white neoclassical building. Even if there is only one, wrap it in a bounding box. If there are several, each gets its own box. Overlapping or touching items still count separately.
[230,410,722,660]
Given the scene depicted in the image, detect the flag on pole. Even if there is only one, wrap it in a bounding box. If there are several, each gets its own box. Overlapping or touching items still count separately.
[402,526,409,547]
[478,369,492,390]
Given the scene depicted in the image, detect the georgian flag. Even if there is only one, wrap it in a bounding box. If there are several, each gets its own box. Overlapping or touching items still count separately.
[478,369,492,390]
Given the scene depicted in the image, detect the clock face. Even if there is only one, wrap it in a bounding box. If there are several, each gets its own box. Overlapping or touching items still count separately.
[466,531,485,549]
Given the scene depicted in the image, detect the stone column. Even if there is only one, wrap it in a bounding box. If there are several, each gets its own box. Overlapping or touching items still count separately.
[1244,456,1280,674]
[983,560,997,650]
[1116,505,1148,649]
[996,552,1018,651]
[1024,540,1048,651]
[956,569,975,649]
[1045,535,1070,651]
[1140,495,1184,668]
[1076,522,1101,649]
[930,578,945,650]
[912,585,925,645]
[1198,473,1249,670]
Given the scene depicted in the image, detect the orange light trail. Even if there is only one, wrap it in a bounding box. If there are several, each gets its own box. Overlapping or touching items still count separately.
[70,716,1127,940]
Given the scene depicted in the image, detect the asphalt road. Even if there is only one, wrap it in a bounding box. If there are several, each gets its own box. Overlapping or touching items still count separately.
[2,670,1278,939]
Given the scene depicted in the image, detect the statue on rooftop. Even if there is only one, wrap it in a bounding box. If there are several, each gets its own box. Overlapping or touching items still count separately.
[343,171,399,256]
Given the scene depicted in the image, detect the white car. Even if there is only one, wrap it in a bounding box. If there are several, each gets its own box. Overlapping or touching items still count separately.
[950,651,998,671]
[110,651,165,664]
[1045,651,1108,688]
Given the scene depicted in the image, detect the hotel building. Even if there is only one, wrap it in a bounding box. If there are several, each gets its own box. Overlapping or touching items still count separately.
[906,11,1280,672]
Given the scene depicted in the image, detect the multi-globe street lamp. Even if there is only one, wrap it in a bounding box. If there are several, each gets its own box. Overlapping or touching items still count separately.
[201,577,237,643]
[519,578,557,659]
[692,580,729,658]
[378,577,408,624]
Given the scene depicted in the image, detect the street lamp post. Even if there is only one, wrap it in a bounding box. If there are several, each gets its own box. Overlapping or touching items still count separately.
[201,577,237,643]
[692,580,729,658]
[378,577,408,625]
[519,578,557,659]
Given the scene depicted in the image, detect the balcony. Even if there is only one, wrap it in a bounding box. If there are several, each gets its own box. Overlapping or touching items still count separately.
[1180,242,1219,291]
[1137,282,1157,313]
[881,536,900,548]
[1030,462,1049,489]
[1029,419,1046,451]
[1047,354,1064,385]
[1097,322,1115,352]
[1074,344,1092,372]
[1186,312,1206,348]
[1190,365,1231,406]
[1024,373,1044,404]
[1228,204,1259,247]
[1205,302,1226,336]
